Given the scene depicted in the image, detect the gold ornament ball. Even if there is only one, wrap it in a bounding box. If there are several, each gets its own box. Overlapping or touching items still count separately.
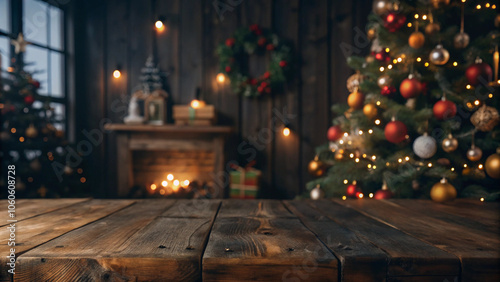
[485,153,500,179]
[409,32,425,49]
[453,32,470,49]
[363,104,378,119]
[442,134,458,153]
[346,73,363,92]
[367,28,376,40]
[429,44,450,65]
[308,158,326,177]
[377,75,392,88]
[467,146,483,162]
[470,105,500,132]
[432,0,450,9]
[430,178,457,203]
[425,23,440,35]
[347,90,365,110]
[25,124,38,138]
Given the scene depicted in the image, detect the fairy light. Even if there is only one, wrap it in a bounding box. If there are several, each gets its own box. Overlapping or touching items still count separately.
[385,48,390,53]
[486,3,490,8]
[358,193,364,199]
[190,99,206,109]
[182,180,190,187]
[160,189,166,195]
[424,62,429,67]
[398,158,403,163]
[216,73,226,83]
[379,66,385,72]
[369,193,374,198]
[407,22,412,27]
[464,164,468,168]
[414,14,419,19]
[422,15,427,20]
[113,70,121,78]
[476,4,481,9]
[349,153,354,158]
[428,163,433,167]
[367,164,372,168]
[376,101,381,106]
[466,84,472,89]
[77,168,83,174]
[173,179,180,186]
[362,154,367,158]
[339,140,344,144]
[283,127,291,137]
[372,165,377,169]
[375,119,381,125]
[358,130,363,135]
[368,129,373,134]
[467,102,473,108]
[371,155,377,160]
[167,174,174,181]
[461,0,466,2]
[387,64,393,69]
[451,167,455,171]
[162,181,168,187]
[10,128,16,133]
[155,20,164,30]
[151,184,157,190]
[405,156,410,161]
[474,100,480,106]
[453,61,458,66]
[489,93,494,98]
[393,59,398,64]
[416,57,422,62]
[343,179,348,184]
[397,57,402,62]
[342,196,347,200]
[80,177,86,183]
[19,137,24,142]
[355,158,360,163]
[386,162,390,166]
[478,164,484,169]
[492,4,496,9]
[480,197,485,202]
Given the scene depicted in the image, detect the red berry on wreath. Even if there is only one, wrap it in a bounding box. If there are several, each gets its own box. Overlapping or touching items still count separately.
[257,86,264,93]
[225,38,235,47]
[225,66,232,73]
[257,37,267,46]
[260,81,268,88]
[433,98,457,120]
[384,120,408,144]
[279,60,288,67]
[399,75,421,99]
[466,58,492,86]
[381,85,396,96]
[327,125,343,141]
[263,71,270,79]
[250,78,257,85]
[266,44,275,51]
[24,95,35,106]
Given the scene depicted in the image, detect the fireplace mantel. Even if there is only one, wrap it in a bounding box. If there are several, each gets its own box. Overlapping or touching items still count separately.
[104,124,233,197]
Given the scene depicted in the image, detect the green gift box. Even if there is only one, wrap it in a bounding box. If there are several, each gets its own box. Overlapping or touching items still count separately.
[229,167,261,199]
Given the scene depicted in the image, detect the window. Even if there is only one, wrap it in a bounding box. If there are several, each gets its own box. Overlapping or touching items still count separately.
[0,0,67,130]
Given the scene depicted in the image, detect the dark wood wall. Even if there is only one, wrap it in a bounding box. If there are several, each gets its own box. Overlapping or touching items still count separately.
[74,0,372,198]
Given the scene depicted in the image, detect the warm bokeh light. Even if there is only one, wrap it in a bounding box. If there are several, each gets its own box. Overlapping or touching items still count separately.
[155,20,164,31]
[216,73,225,83]
[151,184,157,190]
[358,193,364,199]
[173,179,180,186]
[480,197,485,202]
[160,189,166,195]
[478,164,484,170]
[182,180,190,187]
[19,136,25,142]
[282,127,290,137]
[342,196,347,200]
[343,179,348,184]
[80,177,86,183]
[11,128,16,133]
[190,99,206,109]
[113,70,121,78]
[167,174,174,181]
[369,193,374,198]
[375,119,381,125]
[161,181,168,187]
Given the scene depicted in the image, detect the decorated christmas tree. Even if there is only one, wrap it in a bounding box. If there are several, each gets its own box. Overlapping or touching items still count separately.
[307,0,500,201]
[0,38,87,198]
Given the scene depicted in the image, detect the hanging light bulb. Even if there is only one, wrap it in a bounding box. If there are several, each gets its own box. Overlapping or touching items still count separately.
[282,127,290,137]
[113,69,121,78]
[216,73,226,83]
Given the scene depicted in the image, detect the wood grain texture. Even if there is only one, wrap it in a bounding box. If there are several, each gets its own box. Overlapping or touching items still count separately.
[0,198,90,226]
[284,200,387,282]
[203,217,338,282]
[310,200,460,277]
[337,199,500,281]
[218,199,295,218]
[1,200,134,281]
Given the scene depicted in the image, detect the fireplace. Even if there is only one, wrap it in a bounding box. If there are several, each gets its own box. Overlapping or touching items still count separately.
[104,124,232,198]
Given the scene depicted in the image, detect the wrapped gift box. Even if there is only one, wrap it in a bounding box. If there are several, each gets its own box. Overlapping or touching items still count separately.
[229,167,261,199]
[173,105,216,126]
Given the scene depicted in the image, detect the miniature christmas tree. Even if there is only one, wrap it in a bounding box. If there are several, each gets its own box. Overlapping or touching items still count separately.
[307,0,500,201]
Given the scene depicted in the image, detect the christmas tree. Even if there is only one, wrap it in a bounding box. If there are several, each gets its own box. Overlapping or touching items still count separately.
[0,37,87,198]
[307,0,500,201]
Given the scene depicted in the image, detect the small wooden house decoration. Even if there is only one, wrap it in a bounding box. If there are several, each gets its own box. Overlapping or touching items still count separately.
[144,89,168,125]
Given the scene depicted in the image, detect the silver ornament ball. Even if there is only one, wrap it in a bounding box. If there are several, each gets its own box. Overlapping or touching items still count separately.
[372,0,391,16]
[429,44,450,65]
[413,134,437,159]
[310,185,325,200]
[453,32,470,49]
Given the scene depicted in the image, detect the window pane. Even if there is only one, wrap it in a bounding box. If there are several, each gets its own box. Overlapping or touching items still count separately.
[49,6,63,50]
[50,51,64,97]
[25,45,48,95]
[0,36,8,72]
[50,102,65,130]
[0,0,9,32]
[23,0,48,46]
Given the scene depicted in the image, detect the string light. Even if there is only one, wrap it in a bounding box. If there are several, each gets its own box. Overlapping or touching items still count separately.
[358,193,364,199]
[151,184,157,190]
[414,14,419,19]
[371,155,377,160]
[397,57,402,62]
[478,164,484,169]
[160,189,166,195]
[398,158,403,163]
[474,100,480,106]
[422,15,427,20]
[167,174,174,181]
[387,64,393,69]
[480,197,485,202]
[342,196,347,200]
[375,119,381,125]
[376,101,381,106]
[466,84,471,89]
[368,129,373,134]
[77,168,84,174]
[489,93,493,98]
[464,164,468,168]
[216,73,226,83]
[19,137,25,142]
[405,156,410,161]
[486,3,490,8]
[362,154,367,158]
[80,177,86,183]
[182,180,190,187]
[386,162,390,166]
[162,181,168,187]
[367,164,372,168]
[113,70,121,78]
[379,66,385,72]
[428,163,433,167]
[173,179,180,186]
[492,4,496,9]
[424,62,429,67]
[10,128,16,133]
[453,61,458,66]
[416,57,422,62]
[339,140,344,144]
[349,153,354,158]
[355,158,360,163]
[385,48,390,53]
[283,127,290,137]
[190,99,206,109]
[372,165,377,169]
[155,20,164,31]
[393,59,398,64]
[476,4,481,9]
[451,167,455,171]
[369,193,374,198]
[358,130,363,135]
[343,179,348,184]
[344,132,349,137]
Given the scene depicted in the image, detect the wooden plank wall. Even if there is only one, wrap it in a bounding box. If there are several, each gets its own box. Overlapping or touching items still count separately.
[75,0,372,198]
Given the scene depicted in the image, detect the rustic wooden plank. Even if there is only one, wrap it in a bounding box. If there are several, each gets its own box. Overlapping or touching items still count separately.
[161,199,221,218]
[128,0,153,92]
[337,199,500,281]
[433,198,500,222]
[389,199,499,235]
[0,198,90,226]
[310,200,460,277]
[104,123,233,133]
[218,200,295,218]
[0,200,134,281]
[203,217,338,281]
[15,200,176,282]
[273,0,301,198]
[116,133,132,197]
[284,201,387,282]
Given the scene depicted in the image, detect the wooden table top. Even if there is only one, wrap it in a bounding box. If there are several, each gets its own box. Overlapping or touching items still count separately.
[1,199,498,281]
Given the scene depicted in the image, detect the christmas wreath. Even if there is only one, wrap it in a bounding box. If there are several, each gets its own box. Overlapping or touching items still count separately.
[217,24,293,98]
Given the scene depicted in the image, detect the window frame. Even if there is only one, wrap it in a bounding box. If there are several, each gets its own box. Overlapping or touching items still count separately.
[1,0,71,138]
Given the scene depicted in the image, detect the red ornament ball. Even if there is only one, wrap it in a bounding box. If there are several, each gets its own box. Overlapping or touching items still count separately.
[399,78,422,99]
[257,37,267,46]
[263,71,271,79]
[225,38,235,47]
[225,66,232,73]
[327,125,343,141]
[279,60,288,67]
[266,44,275,51]
[374,50,391,63]
[31,80,41,89]
[374,189,393,199]
[383,12,406,32]
[381,85,396,96]
[465,62,493,86]
[433,99,457,120]
[384,120,408,143]
[346,184,361,197]
[24,95,35,106]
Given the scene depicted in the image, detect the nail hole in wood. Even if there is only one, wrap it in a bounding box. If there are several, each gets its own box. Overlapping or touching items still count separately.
[158,245,166,249]
[224,248,233,252]
[41,258,46,263]
[55,245,64,248]
[288,248,294,252]
[186,246,194,250]
[263,232,272,235]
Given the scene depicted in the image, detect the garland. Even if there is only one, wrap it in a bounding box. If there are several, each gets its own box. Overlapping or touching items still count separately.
[217,24,293,98]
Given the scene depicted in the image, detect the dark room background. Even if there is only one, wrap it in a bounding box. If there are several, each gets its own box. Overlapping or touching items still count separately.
[72,0,372,198]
